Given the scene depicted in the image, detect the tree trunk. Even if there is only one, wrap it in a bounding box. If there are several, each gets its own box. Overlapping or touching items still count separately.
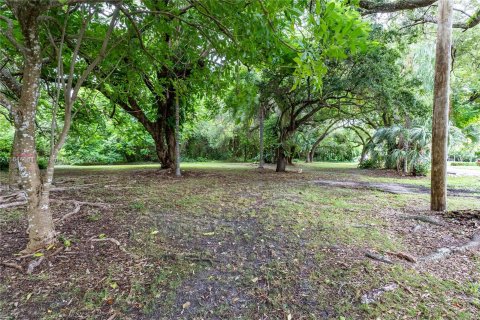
[276,144,287,172]
[14,4,55,251]
[306,151,313,163]
[163,88,177,170]
[8,130,22,190]
[174,94,181,177]
[431,0,453,211]
[359,145,368,164]
[258,105,265,168]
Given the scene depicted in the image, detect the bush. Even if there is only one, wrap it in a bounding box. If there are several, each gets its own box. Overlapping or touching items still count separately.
[412,161,430,176]
[450,162,478,167]
[38,157,48,169]
[358,158,381,169]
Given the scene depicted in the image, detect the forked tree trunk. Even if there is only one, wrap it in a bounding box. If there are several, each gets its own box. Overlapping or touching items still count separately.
[306,151,313,163]
[14,4,55,251]
[431,0,453,211]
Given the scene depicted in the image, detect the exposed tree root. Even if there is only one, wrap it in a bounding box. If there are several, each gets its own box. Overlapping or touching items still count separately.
[365,251,393,264]
[52,199,109,223]
[0,200,27,209]
[26,257,45,274]
[89,237,138,259]
[387,251,417,263]
[420,232,480,262]
[50,183,99,192]
[361,283,398,304]
[0,191,27,208]
[400,215,446,226]
[56,202,81,222]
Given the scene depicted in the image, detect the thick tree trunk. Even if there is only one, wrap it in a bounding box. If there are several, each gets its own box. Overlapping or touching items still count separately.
[359,145,368,164]
[276,145,287,172]
[306,151,313,163]
[287,146,294,165]
[258,105,264,168]
[165,125,176,169]
[14,4,55,251]
[431,0,453,211]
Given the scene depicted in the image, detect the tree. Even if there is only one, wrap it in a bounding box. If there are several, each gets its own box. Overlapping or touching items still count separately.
[0,1,119,252]
[430,0,453,211]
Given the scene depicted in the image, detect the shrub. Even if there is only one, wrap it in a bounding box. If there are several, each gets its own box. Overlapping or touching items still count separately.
[412,161,430,176]
[358,158,381,169]
[37,157,48,169]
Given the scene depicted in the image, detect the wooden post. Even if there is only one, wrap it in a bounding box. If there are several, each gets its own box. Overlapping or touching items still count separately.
[431,0,453,211]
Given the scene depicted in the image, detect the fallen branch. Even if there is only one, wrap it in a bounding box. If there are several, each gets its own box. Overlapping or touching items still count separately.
[365,251,394,264]
[26,257,45,274]
[401,215,446,226]
[361,283,398,304]
[0,261,24,273]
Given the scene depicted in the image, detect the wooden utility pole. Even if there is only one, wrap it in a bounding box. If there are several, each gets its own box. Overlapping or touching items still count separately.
[431,0,453,211]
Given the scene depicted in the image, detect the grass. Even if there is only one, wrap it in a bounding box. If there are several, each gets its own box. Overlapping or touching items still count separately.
[1,161,480,319]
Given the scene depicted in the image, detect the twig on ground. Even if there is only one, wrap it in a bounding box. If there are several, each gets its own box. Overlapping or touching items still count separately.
[0,261,24,273]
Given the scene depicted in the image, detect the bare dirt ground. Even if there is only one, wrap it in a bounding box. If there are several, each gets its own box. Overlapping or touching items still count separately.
[1,162,480,319]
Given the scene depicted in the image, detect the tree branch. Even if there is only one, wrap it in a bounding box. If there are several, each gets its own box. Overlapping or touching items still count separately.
[359,0,437,15]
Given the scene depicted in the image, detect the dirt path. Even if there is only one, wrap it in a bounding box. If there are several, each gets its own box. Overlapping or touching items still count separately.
[448,165,480,177]
[314,179,480,198]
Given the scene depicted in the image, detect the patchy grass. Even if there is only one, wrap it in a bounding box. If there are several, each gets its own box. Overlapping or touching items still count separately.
[1,162,480,319]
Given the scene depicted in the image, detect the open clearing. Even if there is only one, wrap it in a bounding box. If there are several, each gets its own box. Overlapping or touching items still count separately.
[1,162,480,319]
